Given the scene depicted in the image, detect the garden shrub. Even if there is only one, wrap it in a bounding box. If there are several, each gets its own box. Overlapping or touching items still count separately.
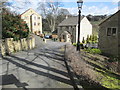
[73,43,85,49]
[89,48,102,54]
[73,43,77,46]
[85,48,102,54]
[85,34,98,44]
[2,8,29,40]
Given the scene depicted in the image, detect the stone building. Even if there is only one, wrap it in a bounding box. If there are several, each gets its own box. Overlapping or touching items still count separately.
[99,10,120,57]
[57,16,92,43]
[21,8,42,35]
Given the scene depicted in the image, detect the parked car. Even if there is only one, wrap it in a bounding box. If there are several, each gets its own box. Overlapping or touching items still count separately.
[44,35,50,39]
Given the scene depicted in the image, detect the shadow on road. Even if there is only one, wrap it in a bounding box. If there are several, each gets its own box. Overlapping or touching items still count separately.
[3,56,73,86]
[2,47,75,87]
[0,74,28,88]
[8,55,69,78]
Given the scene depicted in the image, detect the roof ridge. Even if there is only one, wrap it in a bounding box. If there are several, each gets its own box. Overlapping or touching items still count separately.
[58,16,85,26]
[99,10,120,26]
[20,8,40,16]
[20,8,32,16]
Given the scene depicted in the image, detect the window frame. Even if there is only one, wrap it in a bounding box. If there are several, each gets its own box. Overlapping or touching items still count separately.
[107,28,112,36]
[38,23,40,26]
[106,27,117,36]
[24,16,28,19]
[34,16,37,20]
[34,22,36,26]
[112,27,117,36]
[38,17,40,19]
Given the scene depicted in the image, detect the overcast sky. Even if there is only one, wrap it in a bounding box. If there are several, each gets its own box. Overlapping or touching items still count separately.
[8,0,119,15]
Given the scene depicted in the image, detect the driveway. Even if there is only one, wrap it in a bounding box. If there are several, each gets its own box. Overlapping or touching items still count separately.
[1,35,74,88]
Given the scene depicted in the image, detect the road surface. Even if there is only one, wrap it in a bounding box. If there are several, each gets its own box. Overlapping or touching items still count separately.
[1,35,74,88]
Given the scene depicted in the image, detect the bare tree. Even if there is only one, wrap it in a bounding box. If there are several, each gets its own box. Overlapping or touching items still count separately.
[58,8,70,16]
[2,0,31,13]
[37,0,62,32]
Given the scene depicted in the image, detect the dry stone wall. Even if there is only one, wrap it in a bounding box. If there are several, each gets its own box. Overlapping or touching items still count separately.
[0,36,35,56]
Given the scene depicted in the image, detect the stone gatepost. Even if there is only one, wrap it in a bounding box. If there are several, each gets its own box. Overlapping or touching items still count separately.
[1,42,6,56]
[27,38,32,49]
[13,41,18,52]
[13,40,22,52]
[24,38,28,50]
[21,38,28,51]
[5,38,14,54]
[17,40,22,51]
[31,37,35,48]
[20,39,24,50]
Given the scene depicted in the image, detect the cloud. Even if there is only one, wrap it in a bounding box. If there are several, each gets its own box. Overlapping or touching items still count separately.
[83,5,118,15]
[7,0,38,14]
[7,0,119,15]
[119,1,120,10]
[51,0,120,3]
[64,4,118,16]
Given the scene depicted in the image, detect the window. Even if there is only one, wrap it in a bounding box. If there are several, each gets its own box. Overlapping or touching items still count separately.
[107,28,111,36]
[38,17,40,19]
[66,26,69,29]
[68,35,70,38]
[24,16,28,19]
[38,23,40,26]
[63,35,65,39]
[34,16,36,20]
[107,27,117,36]
[112,28,117,35]
[34,22,36,26]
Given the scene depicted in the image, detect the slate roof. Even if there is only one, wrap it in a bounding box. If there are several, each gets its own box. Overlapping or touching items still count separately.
[20,8,40,16]
[58,16,84,26]
[99,10,120,26]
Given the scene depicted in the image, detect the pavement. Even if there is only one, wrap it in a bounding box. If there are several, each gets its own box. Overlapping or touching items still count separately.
[0,35,74,88]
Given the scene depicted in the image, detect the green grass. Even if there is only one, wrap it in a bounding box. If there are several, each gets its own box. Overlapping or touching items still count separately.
[81,51,120,89]
[85,48,102,54]
[96,68,120,89]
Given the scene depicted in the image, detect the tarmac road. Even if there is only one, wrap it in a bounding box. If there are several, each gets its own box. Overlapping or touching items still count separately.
[1,35,74,88]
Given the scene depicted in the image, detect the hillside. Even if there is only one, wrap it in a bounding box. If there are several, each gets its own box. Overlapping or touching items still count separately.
[90,20,104,36]
[87,15,109,36]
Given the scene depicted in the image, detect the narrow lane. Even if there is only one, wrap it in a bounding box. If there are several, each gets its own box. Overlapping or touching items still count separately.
[1,35,74,88]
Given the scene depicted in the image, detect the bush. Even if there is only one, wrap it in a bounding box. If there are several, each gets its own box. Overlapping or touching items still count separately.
[85,34,98,44]
[73,43,77,46]
[85,48,102,54]
[90,49,101,54]
[2,8,29,40]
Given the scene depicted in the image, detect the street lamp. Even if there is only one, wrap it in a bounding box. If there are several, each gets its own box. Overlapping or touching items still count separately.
[76,0,83,51]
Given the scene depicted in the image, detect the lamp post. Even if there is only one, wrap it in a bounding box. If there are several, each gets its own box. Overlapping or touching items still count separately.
[76,0,83,51]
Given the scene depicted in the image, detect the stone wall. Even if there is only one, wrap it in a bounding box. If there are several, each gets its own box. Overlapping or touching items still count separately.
[0,36,35,56]
[98,11,119,57]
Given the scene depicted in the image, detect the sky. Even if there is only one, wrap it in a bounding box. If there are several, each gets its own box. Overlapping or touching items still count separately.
[7,0,120,16]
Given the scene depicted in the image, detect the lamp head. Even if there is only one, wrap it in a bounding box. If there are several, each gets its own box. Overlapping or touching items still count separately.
[77,0,83,10]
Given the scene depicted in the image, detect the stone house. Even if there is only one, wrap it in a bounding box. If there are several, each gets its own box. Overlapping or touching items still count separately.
[20,8,42,35]
[57,16,92,43]
[98,10,120,57]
